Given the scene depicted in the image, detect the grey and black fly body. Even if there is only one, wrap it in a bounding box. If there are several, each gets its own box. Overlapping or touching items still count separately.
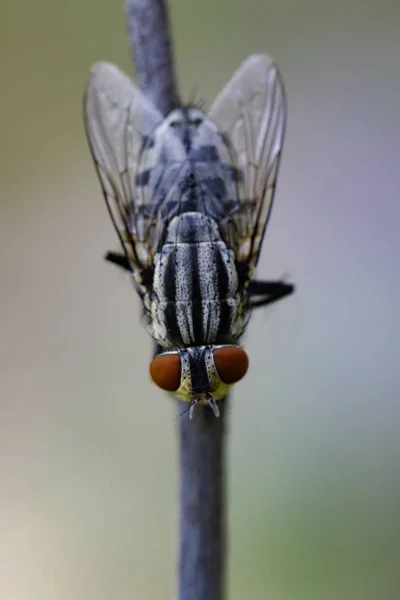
[84,54,295,418]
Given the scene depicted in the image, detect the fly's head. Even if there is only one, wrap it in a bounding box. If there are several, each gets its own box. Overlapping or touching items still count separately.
[149,345,249,418]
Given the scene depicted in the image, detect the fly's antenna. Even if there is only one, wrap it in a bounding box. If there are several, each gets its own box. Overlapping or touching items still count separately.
[173,394,221,421]
[189,395,200,420]
[205,394,220,418]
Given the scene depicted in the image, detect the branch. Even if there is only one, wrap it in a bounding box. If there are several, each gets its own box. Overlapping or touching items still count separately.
[124,0,179,115]
[123,2,227,600]
[178,401,228,600]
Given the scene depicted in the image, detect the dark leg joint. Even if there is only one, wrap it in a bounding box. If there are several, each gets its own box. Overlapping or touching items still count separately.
[248,279,295,309]
[105,251,131,271]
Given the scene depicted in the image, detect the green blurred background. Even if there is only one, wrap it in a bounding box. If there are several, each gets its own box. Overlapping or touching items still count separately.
[2,1,399,598]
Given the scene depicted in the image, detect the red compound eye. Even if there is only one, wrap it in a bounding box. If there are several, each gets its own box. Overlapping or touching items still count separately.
[149,353,181,391]
[213,346,249,385]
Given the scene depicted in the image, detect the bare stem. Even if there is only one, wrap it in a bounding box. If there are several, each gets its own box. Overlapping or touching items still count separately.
[178,401,227,600]
[124,0,179,115]
[124,2,227,600]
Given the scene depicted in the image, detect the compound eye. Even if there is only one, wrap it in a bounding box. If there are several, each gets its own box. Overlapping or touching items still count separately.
[213,346,249,385]
[149,353,181,391]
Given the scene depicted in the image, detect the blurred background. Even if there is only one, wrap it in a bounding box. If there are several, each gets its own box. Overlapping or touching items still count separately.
[2,0,400,598]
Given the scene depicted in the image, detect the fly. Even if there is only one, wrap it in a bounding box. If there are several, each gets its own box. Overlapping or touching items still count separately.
[84,54,295,418]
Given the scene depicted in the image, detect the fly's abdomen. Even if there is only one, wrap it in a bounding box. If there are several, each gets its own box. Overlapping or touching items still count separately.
[148,213,248,348]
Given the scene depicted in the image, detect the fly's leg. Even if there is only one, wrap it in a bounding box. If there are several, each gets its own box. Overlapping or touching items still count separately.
[106,251,153,295]
[248,280,295,309]
[105,251,131,271]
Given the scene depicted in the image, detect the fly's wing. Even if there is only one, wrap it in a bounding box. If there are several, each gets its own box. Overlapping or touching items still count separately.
[209,54,286,275]
[84,62,164,293]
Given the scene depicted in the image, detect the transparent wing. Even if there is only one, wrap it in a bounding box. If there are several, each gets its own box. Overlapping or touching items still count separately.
[84,61,164,291]
[209,54,286,273]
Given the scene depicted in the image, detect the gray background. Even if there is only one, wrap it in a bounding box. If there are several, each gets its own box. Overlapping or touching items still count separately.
[2,1,399,598]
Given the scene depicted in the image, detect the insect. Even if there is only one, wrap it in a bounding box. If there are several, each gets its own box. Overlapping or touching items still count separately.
[84,54,294,418]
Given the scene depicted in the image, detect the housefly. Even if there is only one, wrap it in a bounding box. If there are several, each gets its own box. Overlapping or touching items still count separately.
[84,54,294,418]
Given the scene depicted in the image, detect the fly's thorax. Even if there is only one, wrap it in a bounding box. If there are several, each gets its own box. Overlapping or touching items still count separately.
[159,107,229,161]
[145,212,249,348]
[137,106,241,223]
[149,345,249,404]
